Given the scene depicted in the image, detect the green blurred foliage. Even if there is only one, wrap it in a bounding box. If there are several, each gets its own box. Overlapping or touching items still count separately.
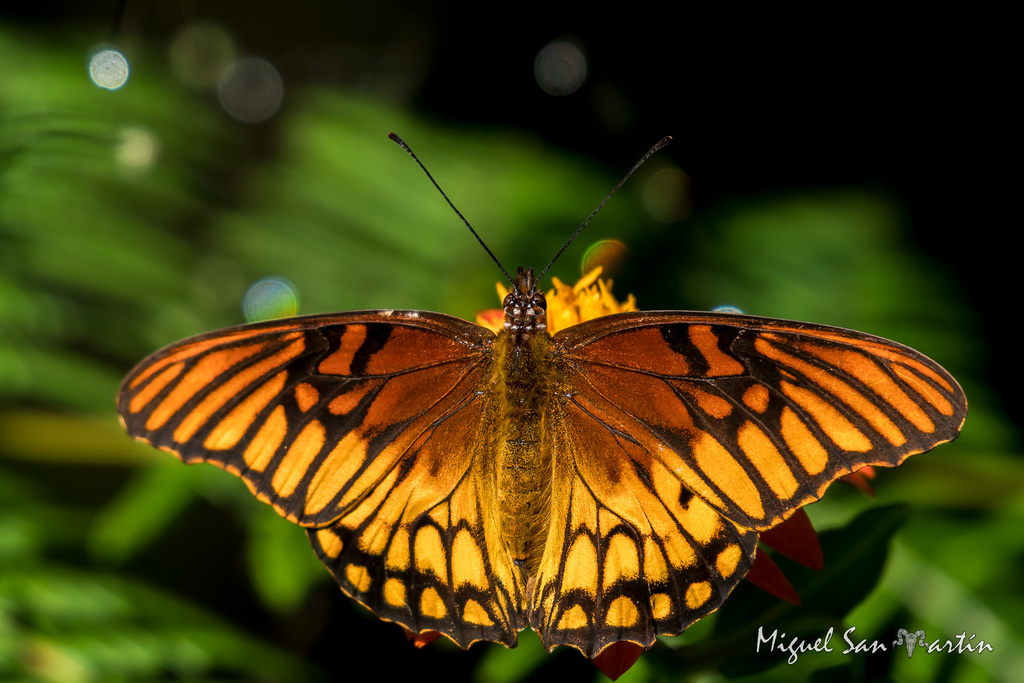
[0,23,1020,683]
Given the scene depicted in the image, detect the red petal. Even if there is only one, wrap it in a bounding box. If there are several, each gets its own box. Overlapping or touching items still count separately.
[402,627,442,648]
[592,642,644,681]
[745,547,801,605]
[760,508,824,570]
[840,466,877,497]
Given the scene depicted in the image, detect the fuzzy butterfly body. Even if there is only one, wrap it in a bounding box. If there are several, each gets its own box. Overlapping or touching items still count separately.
[117,265,966,658]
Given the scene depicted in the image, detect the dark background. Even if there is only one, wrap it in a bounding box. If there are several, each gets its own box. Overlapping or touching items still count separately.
[9,2,1009,381]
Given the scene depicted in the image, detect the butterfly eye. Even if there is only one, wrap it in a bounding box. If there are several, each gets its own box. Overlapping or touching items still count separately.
[531,291,547,311]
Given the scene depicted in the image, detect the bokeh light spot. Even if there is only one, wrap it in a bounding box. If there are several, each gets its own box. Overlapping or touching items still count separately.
[534,41,587,96]
[217,57,284,124]
[88,49,129,90]
[582,239,630,280]
[243,277,299,322]
[643,167,693,223]
[115,127,158,173]
[170,22,237,90]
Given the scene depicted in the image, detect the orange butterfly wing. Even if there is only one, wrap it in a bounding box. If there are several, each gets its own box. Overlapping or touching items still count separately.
[117,311,525,647]
[118,306,967,658]
[527,311,966,656]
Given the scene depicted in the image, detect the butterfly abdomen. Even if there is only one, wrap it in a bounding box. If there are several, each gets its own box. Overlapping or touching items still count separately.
[492,327,556,579]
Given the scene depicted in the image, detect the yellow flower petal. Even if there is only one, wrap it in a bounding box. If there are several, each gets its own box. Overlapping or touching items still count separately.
[482,267,637,335]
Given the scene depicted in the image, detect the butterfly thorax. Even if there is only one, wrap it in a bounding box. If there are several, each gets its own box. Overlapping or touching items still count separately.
[492,267,555,582]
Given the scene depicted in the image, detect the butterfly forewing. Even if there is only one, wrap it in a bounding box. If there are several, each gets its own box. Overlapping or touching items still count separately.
[118,311,525,646]
[553,311,967,532]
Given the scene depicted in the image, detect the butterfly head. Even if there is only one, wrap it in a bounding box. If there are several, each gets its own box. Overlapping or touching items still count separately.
[503,266,548,333]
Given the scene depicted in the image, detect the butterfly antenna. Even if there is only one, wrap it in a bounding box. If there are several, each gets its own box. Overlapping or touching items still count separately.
[537,135,672,281]
[389,133,513,284]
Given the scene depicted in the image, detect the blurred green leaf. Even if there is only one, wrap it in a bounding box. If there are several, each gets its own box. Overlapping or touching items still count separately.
[245,503,327,613]
[89,459,202,564]
[0,464,323,682]
[673,192,973,387]
[0,567,326,682]
[473,629,551,683]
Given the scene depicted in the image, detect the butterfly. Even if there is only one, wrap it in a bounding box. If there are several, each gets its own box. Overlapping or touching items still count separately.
[116,136,967,660]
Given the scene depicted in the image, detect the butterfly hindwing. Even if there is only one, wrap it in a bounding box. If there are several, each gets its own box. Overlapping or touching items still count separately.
[117,311,524,647]
[306,365,527,647]
[308,436,526,647]
[529,382,757,656]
